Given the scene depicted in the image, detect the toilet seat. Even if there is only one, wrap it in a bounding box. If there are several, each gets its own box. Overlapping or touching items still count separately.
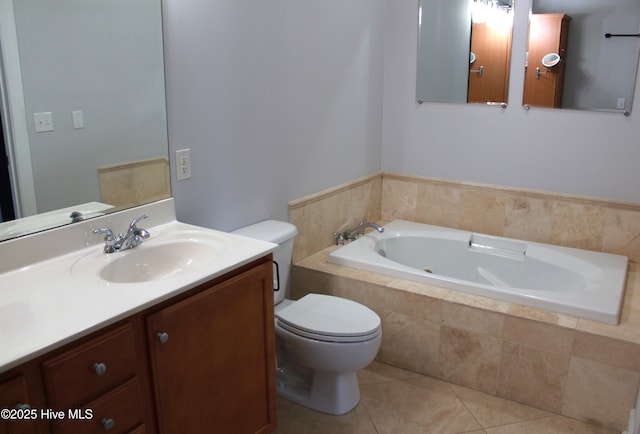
[276,294,381,343]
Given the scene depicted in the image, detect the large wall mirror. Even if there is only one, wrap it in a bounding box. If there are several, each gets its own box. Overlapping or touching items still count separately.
[0,0,169,242]
[416,0,514,105]
[524,0,640,113]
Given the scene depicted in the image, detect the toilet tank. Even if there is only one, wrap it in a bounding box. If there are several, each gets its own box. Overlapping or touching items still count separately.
[231,220,298,304]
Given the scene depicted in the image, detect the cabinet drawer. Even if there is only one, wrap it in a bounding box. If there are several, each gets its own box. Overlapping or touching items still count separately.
[42,324,138,409]
[51,378,144,434]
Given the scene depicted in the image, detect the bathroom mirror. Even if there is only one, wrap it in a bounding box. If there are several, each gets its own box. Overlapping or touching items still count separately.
[524,0,640,113]
[0,0,169,242]
[416,0,514,105]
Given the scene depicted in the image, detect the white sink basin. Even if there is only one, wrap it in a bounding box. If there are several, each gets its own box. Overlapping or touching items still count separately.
[71,229,230,284]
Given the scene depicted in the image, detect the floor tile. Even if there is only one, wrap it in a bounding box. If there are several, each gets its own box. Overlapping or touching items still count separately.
[360,377,481,433]
[484,415,618,434]
[273,397,377,434]
[450,384,552,428]
[357,360,423,385]
[273,362,619,434]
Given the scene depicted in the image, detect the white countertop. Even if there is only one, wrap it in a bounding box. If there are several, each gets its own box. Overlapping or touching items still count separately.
[0,199,275,372]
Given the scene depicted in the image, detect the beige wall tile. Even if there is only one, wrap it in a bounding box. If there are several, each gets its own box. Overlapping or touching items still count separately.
[378,311,441,377]
[550,201,605,251]
[562,357,640,431]
[442,303,504,338]
[290,188,351,262]
[328,276,387,313]
[380,177,417,221]
[459,189,505,236]
[415,182,461,227]
[602,206,640,263]
[573,331,640,372]
[347,177,382,224]
[384,287,442,322]
[438,326,502,394]
[503,317,575,354]
[289,173,381,262]
[503,195,553,243]
[497,342,570,412]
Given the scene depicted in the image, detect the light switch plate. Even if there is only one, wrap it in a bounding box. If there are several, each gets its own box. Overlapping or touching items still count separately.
[33,112,54,132]
[72,110,84,129]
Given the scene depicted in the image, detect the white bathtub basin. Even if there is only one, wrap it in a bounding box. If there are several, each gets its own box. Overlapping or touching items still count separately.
[328,220,628,324]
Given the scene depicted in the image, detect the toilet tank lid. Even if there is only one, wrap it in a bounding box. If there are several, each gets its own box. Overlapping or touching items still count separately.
[231,220,298,244]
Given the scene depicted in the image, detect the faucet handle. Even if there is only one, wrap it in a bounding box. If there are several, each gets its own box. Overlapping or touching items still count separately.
[129,214,148,230]
[93,227,116,241]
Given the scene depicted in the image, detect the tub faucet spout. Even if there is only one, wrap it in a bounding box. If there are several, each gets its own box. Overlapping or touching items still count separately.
[343,221,384,241]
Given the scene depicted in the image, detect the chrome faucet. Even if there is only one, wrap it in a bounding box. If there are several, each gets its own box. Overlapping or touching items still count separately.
[342,221,384,242]
[93,215,150,254]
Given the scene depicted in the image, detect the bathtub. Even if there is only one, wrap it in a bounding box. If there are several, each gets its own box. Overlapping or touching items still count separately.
[328,220,628,324]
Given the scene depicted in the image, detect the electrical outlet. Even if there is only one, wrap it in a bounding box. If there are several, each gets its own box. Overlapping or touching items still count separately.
[617,98,626,110]
[176,149,191,181]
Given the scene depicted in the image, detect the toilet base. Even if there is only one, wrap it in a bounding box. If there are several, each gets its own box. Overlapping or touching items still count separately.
[276,366,361,415]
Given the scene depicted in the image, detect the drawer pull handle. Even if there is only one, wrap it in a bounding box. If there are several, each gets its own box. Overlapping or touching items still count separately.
[157,332,169,344]
[15,403,30,410]
[101,417,115,430]
[93,362,107,376]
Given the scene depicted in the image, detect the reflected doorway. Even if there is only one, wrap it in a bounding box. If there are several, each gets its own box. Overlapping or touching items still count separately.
[0,110,15,223]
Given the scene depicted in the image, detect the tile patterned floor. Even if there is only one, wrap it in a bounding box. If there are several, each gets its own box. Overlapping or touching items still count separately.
[273,361,619,434]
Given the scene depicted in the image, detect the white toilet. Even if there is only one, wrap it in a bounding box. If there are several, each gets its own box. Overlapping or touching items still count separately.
[232,220,381,415]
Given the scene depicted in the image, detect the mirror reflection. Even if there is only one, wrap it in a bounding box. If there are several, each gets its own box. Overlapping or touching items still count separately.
[0,0,169,242]
[524,0,640,113]
[417,0,514,105]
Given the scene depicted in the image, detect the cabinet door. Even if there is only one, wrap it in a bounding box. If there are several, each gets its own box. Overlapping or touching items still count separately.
[147,262,276,434]
[0,376,38,434]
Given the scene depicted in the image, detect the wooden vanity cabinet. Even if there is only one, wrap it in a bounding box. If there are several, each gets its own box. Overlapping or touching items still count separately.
[146,259,277,434]
[0,374,42,434]
[0,256,276,434]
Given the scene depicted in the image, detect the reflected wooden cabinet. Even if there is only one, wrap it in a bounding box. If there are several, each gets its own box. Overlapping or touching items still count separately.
[147,261,277,434]
[523,13,571,108]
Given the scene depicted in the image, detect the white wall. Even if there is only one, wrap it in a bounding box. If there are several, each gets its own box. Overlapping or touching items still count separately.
[383,0,640,203]
[166,0,640,235]
[164,0,385,231]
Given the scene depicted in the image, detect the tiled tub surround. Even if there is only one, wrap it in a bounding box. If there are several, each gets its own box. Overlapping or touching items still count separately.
[289,173,640,432]
[289,172,640,267]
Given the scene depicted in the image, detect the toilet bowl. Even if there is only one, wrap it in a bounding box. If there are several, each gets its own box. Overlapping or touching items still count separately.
[232,220,381,415]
